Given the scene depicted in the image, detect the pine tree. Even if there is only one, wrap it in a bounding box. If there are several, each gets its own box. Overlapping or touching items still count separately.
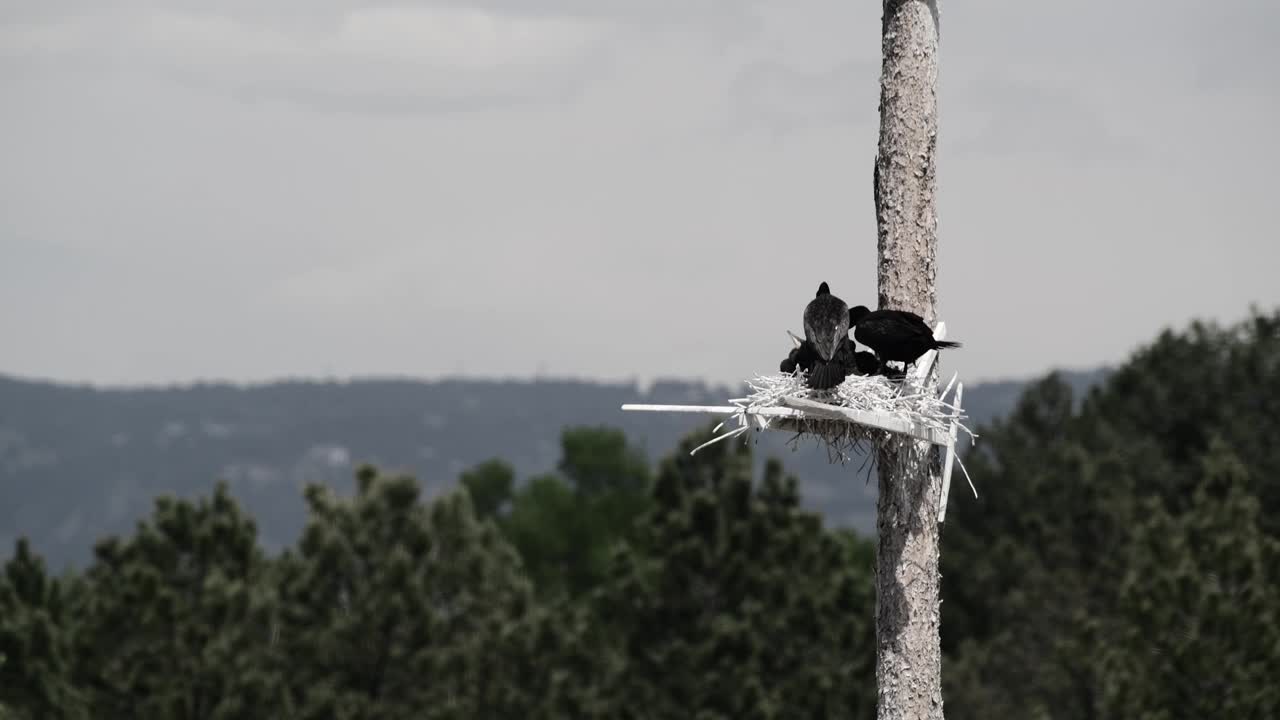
[458,459,515,521]
[463,426,652,599]
[72,482,275,719]
[1097,439,1280,718]
[940,310,1280,719]
[0,540,84,719]
[271,465,553,719]
[594,425,877,719]
[0,662,11,720]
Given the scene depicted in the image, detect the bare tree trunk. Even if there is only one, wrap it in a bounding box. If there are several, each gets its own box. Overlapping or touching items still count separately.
[873,1,944,719]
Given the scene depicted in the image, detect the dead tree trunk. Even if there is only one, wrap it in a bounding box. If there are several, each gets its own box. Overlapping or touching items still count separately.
[873,1,944,719]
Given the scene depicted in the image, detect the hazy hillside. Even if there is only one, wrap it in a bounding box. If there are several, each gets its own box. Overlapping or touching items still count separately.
[0,369,1107,568]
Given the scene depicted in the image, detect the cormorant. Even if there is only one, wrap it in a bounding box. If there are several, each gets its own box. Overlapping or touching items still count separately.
[853,349,881,376]
[798,338,853,388]
[848,305,961,370]
[780,339,819,375]
[779,331,891,383]
[802,282,852,389]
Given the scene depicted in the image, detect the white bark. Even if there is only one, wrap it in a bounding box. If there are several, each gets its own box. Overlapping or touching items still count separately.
[873,1,945,719]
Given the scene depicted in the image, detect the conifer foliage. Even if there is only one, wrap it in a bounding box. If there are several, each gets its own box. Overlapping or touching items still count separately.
[940,309,1280,719]
[71,483,272,719]
[0,541,83,719]
[2,310,1278,719]
[269,466,538,719]
[594,430,877,719]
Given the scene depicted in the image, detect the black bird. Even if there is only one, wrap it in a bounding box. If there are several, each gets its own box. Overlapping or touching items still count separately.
[780,338,819,375]
[801,339,852,389]
[853,349,881,376]
[781,336,879,382]
[802,282,852,389]
[849,305,961,370]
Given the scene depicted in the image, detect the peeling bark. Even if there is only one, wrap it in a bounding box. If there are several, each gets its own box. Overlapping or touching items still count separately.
[873,1,944,719]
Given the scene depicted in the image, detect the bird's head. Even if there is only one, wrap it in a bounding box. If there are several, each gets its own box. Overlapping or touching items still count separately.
[803,283,849,361]
[804,312,848,362]
[848,305,871,325]
[854,350,880,375]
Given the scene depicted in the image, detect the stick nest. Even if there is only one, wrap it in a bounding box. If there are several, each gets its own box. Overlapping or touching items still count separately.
[698,370,977,465]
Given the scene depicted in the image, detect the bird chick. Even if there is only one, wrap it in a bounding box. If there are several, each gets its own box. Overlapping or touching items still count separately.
[780,339,819,375]
[853,349,881,376]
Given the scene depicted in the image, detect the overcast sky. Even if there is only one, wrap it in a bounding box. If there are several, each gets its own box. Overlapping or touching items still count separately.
[2,1,1277,389]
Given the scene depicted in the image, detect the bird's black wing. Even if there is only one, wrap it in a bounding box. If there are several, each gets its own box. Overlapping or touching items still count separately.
[894,309,926,324]
[884,311,935,341]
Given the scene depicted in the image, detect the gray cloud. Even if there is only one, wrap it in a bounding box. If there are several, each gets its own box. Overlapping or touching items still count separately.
[0,4,624,112]
[1,0,1277,388]
[155,48,605,116]
[1179,2,1280,92]
[947,72,1149,164]
[0,1,772,115]
[728,59,878,134]
[3,0,764,33]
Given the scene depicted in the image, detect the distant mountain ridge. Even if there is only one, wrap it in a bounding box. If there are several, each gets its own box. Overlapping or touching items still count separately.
[0,369,1108,569]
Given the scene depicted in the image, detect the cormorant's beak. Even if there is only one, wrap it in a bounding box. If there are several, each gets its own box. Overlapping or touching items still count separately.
[818,339,836,361]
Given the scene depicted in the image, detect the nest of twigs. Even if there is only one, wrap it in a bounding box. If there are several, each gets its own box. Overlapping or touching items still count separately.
[694,369,977,468]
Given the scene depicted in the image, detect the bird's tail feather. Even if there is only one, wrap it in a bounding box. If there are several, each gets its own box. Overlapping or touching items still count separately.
[807,360,846,390]
[935,340,962,349]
